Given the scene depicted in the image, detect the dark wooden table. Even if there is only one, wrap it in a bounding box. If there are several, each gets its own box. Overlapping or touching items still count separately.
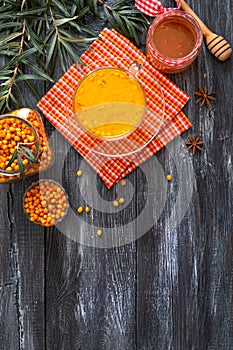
[0,1,232,349]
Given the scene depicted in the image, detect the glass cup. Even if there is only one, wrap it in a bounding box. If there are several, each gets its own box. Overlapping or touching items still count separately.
[73,63,146,141]
[146,10,203,73]
[70,61,165,157]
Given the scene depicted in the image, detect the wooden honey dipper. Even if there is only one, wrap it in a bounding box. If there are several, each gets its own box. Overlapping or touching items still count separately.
[175,0,232,61]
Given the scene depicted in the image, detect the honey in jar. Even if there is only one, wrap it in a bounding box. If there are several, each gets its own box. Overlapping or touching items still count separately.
[73,66,146,140]
[153,19,196,58]
[147,11,203,73]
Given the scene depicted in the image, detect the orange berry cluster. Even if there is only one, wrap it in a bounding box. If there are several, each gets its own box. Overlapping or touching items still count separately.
[24,180,69,227]
[0,117,37,171]
[27,111,52,170]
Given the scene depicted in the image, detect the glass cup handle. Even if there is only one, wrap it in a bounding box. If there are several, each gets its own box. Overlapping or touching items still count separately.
[127,60,143,78]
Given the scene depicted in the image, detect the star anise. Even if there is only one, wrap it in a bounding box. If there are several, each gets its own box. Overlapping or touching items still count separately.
[185,136,204,154]
[194,86,216,107]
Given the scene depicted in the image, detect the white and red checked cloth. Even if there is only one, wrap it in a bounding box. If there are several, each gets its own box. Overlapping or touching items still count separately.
[135,0,181,16]
[37,28,191,188]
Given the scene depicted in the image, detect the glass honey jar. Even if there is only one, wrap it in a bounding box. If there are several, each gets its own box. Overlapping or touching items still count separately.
[146,10,203,73]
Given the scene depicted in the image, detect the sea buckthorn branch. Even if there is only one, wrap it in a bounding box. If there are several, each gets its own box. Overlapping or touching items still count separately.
[0,19,26,112]
[0,2,51,113]
[45,2,94,73]
[96,0,150,46]
[0,0,149,113]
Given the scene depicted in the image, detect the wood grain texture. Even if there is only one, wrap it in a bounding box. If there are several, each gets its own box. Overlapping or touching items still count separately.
[0,0,232,349]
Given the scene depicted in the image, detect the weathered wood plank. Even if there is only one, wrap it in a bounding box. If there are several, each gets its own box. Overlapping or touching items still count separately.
[0,180,45,350]
[0,74,45,349]
[136,0,233,347]
[0,186,19,349]
[44,148,138,349]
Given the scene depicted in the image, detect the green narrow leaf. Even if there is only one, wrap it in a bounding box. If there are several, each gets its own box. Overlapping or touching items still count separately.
[21,0,27,10]
[74,0,84,8]
[0,32,22,45]
[124,19,139,45]
[0,90,8,98]
[0,69,13,75]
[54,16,79,26]
[103,6,117,30]
[43,28,56,44]
[118,9,143,15]
[0,4,12,13]
[4,148,18,169]
[111,0,127,9]
[112,10,124,28]
[57,40,66,72]
[128,17,150,27]
[0,76,12,81]
[45,34,57,69]
[13,47,38,63]
[19,146,39,164]
[0,100,7,114]
[59,32,96,43]
[0,22,23,30]
[71,23,97,36]
[36,18,44,36]
[112,10,128,36]
[21,60,54,82]
[9,92,23,108]
[125,19,143,31]
[48,41,58,76]
[75,6,90,19]
[51,0,70,16]
[14,74,50,82]
[17,153,25,179]
[24,80,41,100]
[88,0,99,17]
[15,6,47,16]
[0,49,17,56]
[71,4,77,16]
[68,20,81,32]
[26,24,44,54]
[60,39,83,65]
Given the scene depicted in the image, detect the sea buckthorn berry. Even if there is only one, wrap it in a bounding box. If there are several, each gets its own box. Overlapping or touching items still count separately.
[113,200,119,207]
[33,121,40,128]
[28,135,35,142]
[119,197,125,204]
[22,159,29,166]
[77,206,84,214]
[76,169,83,177]
[166,174,172,181]
[97,229,103,237]
[121,179,127,186]
[85,206,90,213]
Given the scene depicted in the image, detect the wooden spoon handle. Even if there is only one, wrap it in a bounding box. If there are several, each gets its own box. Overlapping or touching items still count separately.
[176,0,210,36]
[175,0,232,61]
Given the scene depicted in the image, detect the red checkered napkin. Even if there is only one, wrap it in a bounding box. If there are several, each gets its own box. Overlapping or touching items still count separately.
[135,0,181,16]
[37,28,191,188]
